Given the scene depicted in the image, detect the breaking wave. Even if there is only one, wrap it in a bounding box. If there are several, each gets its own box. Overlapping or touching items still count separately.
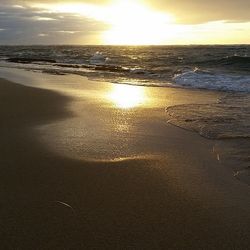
[173,69,250,92]
[1,45,250,93]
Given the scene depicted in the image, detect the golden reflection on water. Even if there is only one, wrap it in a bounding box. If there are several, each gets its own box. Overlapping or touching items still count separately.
[108,84,146,109]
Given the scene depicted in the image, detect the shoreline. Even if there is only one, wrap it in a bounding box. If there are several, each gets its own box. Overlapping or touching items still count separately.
[0,71,250,249]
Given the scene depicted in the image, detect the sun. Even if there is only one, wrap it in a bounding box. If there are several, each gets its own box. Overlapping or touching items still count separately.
[102,0,174,45]
[30,0,174,45]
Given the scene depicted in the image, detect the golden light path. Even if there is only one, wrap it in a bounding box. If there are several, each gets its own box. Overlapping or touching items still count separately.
[108,84,146,109]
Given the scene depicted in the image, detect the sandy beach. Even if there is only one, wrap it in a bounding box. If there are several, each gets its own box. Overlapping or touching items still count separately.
[0,70,250,249]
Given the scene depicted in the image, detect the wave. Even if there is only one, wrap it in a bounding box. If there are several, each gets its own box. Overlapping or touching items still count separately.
[89,51,108,65]
[55,62,131,73]
[2,49,250,93]
[6,57,56,64]
[4,56,159,79]
[199,55,250,70]
[2,59,250,93]
[173,69,250,92]
[218,55,250,65]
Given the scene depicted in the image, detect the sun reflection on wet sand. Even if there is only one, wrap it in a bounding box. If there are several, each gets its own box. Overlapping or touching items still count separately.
[108,84,146,109]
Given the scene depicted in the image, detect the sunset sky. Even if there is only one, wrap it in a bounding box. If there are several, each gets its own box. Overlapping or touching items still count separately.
[0,0,250,45]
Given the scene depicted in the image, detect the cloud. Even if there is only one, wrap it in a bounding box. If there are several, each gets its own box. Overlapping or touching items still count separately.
[32,16,57,21]
[13,0,250,23]
[0,0,250,44]
[146,0,250,24]
[3,0,249,23]
[38,33,48,37]
[0,2,108,44]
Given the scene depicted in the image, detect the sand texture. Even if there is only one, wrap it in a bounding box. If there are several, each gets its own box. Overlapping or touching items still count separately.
[0,76,250,249]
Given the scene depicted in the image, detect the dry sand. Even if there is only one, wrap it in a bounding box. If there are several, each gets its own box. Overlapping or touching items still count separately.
[0,74,250,249]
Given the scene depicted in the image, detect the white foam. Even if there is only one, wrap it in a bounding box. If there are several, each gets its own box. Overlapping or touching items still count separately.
[173,69,250,92]
[89,51,107,65]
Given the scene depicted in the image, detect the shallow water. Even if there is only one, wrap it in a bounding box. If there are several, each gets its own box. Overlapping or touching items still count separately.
[166,93,250,184]
[166,93,250,140]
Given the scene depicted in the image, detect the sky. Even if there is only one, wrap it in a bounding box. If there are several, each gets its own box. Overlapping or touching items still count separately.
[0,0,250,45]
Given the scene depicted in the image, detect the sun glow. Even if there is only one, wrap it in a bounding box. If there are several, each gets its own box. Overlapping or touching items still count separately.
[31,0,174,45]
[29,1,250,45]
[102,0,174,45]
[108,84,146,109]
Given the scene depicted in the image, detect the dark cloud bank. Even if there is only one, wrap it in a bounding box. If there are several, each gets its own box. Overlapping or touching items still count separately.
[0,2,107,44]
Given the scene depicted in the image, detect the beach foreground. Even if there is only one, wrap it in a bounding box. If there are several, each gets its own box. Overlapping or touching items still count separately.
[0,73,250,249]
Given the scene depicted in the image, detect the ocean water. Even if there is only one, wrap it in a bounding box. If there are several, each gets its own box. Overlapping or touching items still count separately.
[0,45,250,91]
[0,45,249,183]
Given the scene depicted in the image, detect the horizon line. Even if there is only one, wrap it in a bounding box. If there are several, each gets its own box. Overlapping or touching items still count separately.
[0,43,250,46]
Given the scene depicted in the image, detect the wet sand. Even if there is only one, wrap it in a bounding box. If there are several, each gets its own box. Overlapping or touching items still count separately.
[0,74,250,249]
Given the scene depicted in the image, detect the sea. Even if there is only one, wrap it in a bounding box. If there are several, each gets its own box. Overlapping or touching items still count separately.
[0,45,249,183]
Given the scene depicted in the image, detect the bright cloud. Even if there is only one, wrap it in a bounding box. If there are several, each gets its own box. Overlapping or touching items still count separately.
[0,0,249,45]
